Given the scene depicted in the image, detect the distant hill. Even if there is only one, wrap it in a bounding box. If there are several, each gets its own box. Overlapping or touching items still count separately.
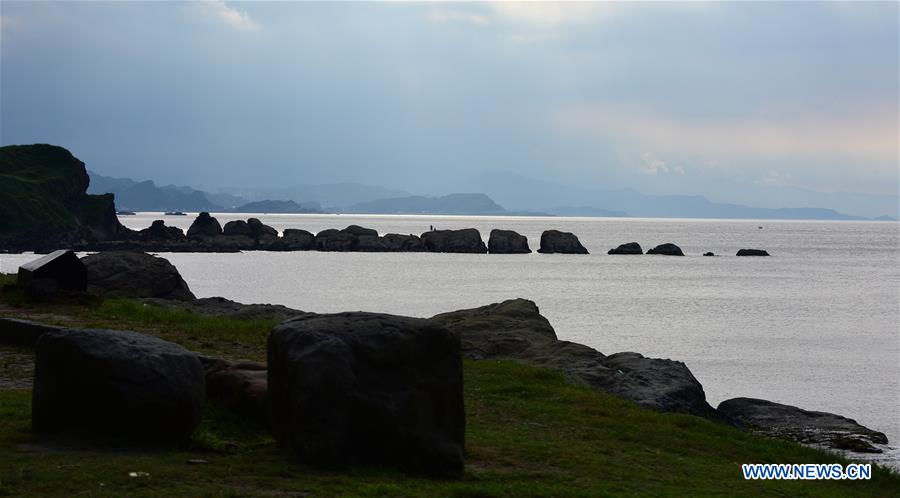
[0,144,126,242]
[88,172,225,212]
[231,199,322,213]
[349,193,506,215]
[219,183,411,210]
[461,172,885,221]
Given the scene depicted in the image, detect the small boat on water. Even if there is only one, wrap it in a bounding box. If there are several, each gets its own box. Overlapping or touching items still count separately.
[165,211,187,216]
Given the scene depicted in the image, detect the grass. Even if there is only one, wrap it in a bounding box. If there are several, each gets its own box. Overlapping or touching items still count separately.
[1,288,899,496]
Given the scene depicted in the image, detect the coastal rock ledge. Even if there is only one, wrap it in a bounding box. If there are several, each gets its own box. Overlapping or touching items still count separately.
[718,397,888,453]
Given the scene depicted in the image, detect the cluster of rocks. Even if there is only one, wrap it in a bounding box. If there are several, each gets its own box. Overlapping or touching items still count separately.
[607,242,769,257]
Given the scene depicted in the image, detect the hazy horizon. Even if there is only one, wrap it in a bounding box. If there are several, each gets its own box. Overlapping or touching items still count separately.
[2,2,898,211]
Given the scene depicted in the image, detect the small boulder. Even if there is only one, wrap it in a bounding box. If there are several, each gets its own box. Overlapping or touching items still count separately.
[222,220,252,237]
[268,312,465,476]
[647,243,684,256]
[17,250,87,292]
[608,242,642,255]
[537,230,588,254]
[82,251,195,301]
[703,252,715,257]
[718,397,888,453]
[187,212,222,238]
[341,225,378,237]
[32,328,205,444]
[736,249,770,256]
[488,229,531,254]
[421,229,487,254]
[314,229,358,251]
[280,229,315,251]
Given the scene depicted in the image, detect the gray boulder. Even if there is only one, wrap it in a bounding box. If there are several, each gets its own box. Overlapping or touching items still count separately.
[718,397,888,453]
[488,229,531,254]
[82,251,195,301]
[341,225,378,237]
[314,229,358,251]
[647,243,684,256]
[280,229,315,251]
[736,249,770,256]
[608,242,642,255]
[186,212,222,238]
[268,312,465,476]
[32,328,205,444]
[432,299,717,418]
[421,229,487,254]
[537,230,588,254]
[222,220,252,236]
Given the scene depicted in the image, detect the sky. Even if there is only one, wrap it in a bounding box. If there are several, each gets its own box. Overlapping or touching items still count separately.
[1,1,898,206]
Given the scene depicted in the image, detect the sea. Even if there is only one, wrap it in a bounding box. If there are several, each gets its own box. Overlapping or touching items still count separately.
[2,212,898,467]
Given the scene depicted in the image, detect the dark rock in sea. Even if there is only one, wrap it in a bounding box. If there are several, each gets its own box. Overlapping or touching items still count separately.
[141,296,306,321]
[268,312,465,477]
[608,242,643,255]
[703,252,715,257]
[537,230,589,254]
[32,328,205,444]
[647,243,684,256]
[82,251,196,301]
[139,220,185,241]
[421,228,487,254]
[222,220,252,237]
[186,212,222,238]
[0,317,63,347]
[381,233,426,252]
[214,235,256,251]
[202,358,268,423]
[248,218,278,239]
[17,250,87,293]
[341,225,378,237]
[488,229,531,254]
[736,249,770,256]
[314,229,358,252]
[432,299,717,418]
[718,397,888,453]
[279,228,315,251]
[356,235,389,252]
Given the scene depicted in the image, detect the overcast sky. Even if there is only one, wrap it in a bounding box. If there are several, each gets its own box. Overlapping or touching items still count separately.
[1,1,898,201]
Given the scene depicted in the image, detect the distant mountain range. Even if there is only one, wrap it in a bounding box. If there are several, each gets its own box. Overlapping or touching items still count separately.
[88,170,896,221]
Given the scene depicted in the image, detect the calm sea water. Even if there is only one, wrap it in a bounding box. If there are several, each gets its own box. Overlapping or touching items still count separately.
[3,213,898,465]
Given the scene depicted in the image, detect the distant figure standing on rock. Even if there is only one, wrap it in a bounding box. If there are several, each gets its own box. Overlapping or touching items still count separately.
[430,225,434,231]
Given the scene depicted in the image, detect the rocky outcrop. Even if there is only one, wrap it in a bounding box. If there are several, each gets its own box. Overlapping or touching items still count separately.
[488,229,531,254]
[139,220,185,241]
[432,299,716,418]
[268,312,465,476]
[718,398,888,453]
[32,328,205,444]
[736,249,770,256]
[222,220,252,237]
[381,233,426,252]
[608,242,642,255]
[314,229,358,252]
[17,250,87,295]
[248,218,278,244]
[82,251,196,301]
[278,229,315,251]
[647,243,684,256]
[421,229,487,254]
[201,358,268,423]
[703,252,715,257]
[537,230,589,254]
[341,225,378,237]
[186,212,222,238]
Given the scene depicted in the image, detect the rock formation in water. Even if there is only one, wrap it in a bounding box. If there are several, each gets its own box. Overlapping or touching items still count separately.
[647,243,684,256]
[488,229,531,254]
[187,212,223,238]
[608,242,643,255]
[421,228,488,254]
[537,230,589,254]
[736,249,770,256]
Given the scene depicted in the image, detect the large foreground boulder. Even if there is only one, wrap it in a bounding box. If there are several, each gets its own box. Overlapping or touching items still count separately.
[718,398,888,453]
[82,251,195,301]
[647,243,684,256]
[432,299,717,418]
[537,230,588,254]
[488,229,531,254]
[17,249,87,293]
[421,229,487,254]
[32,328,205,444]
[608,242,642,255]
[268,312,465,476]
[736,249,770,256]
[186,212,222,238]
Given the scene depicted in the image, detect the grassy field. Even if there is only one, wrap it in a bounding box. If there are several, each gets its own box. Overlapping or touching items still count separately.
[1,283,898,496]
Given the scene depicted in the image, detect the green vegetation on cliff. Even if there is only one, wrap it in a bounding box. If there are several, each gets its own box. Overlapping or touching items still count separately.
[0,144,122,237]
